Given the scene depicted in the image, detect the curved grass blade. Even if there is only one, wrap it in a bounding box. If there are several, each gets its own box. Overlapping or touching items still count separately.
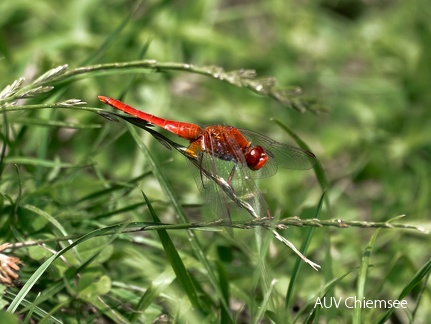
[0,105,9,180]
[297,268,358,323]
[354,226,381,324]
[7,223,129,313]
[3,290,62,323]
[273,119,328,191]
[10,117,101,129]
[21,204,69,237]
[274,119,332,269]
[285,191,325,311]
[254,279,276,324]
[128,268,176,323]
[215,261,232,324]
[141,191,204,311]
[4,157,89,168]
[377,257,431,324]
[80,2,135,66]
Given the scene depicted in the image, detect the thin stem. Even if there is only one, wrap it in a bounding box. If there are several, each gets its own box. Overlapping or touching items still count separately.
[1,61,317,112]
[7,216,425,250]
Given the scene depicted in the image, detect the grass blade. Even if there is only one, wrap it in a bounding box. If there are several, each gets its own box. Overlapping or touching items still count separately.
[298,268,358,323]
[129,268,176,323]
[285,191,325,311]
[7,224,127,313]
[354,227,381,324]
[377,257,431,324]
[273,119,328,191]
[140,191,204,311]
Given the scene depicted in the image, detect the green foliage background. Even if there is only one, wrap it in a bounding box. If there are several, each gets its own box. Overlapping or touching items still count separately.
[0,0,430,323]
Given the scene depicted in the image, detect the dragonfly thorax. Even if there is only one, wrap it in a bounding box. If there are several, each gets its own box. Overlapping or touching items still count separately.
[246,145,268,170]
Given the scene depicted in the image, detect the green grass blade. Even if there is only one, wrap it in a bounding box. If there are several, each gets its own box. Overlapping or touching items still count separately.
[80,4,134,66]
[377,257,431,324]
[273,119,328,191]
[353,227,381,324]
[298,268,358,323]
[7,224,127,313]
[0,106,9,180]
[254,279,276,324]
[7,253,58,313]
[285,191,325,312]
[129,268,176,323]
[3,291,62,323]
[141,191,203,311]
[75,172,150,203]
[10,117,101,129]
[215,261,232,324]
[21,204,69,237]
[34,108,52,185]
[4,157,88,168]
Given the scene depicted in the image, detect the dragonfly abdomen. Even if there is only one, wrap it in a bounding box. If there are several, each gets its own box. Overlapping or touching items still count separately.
[98,96,203,140]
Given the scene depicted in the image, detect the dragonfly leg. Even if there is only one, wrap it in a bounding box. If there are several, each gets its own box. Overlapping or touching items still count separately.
[197,152,206,189]
[227,166,236,186]
[265,207,272,219]
[185,139,207,188]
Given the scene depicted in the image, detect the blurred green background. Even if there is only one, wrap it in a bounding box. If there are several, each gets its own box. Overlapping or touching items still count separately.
[1,0,430,322]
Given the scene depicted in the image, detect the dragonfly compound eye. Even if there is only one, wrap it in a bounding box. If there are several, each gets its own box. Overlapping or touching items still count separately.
[246,146,268,170]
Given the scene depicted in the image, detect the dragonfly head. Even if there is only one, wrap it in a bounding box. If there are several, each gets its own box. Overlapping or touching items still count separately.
[246,145,268,170]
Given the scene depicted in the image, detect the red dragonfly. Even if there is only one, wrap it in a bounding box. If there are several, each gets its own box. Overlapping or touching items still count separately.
[98,96,316,220]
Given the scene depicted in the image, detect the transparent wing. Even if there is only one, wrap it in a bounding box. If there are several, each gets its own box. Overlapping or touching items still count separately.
[185,133,271,222]
[239,128,316,178]
[212,130,271,220]
[187,151,234,221]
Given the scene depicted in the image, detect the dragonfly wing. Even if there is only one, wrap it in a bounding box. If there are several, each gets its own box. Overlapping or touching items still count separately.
[215,130,271,219]
[187,151,234,221]
[185,136,271,221]
[240,128,316,178]
[225,163,271,219]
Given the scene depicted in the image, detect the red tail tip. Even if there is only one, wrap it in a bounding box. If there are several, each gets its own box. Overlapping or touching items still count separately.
[98,95,108,103]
